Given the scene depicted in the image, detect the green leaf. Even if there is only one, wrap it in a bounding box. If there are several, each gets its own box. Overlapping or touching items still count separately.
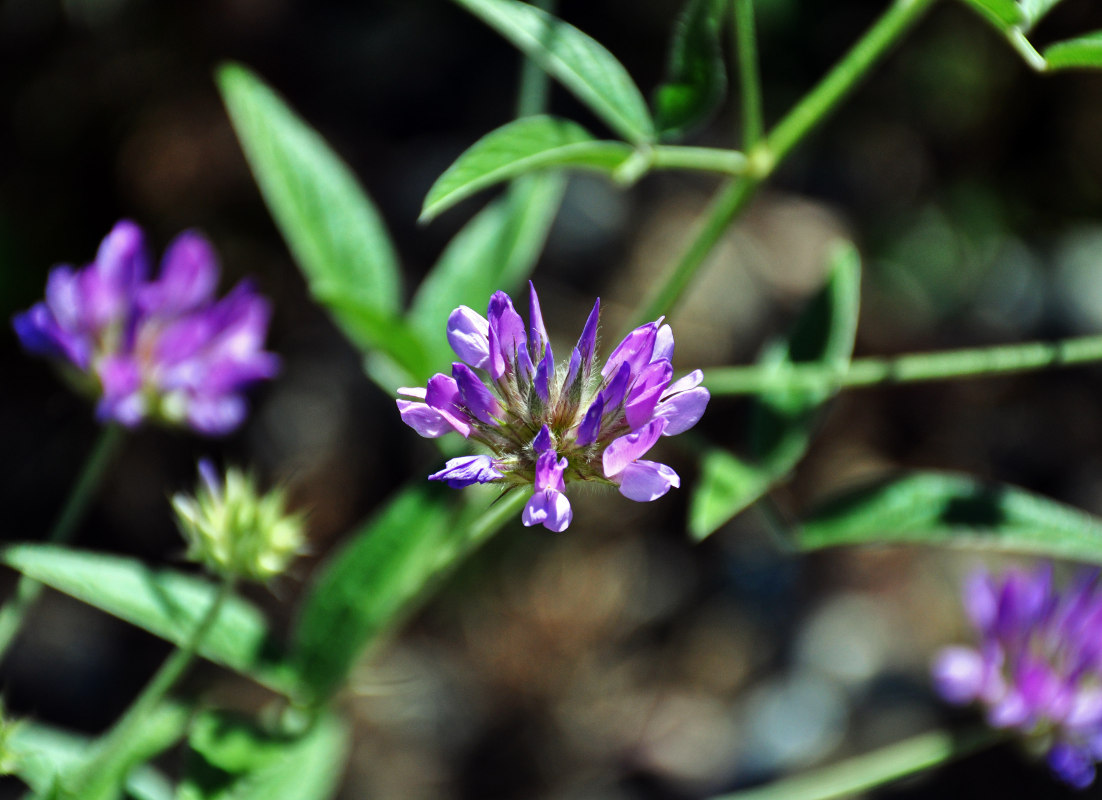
[954,0,1023,30]
[177,712,349,800]
[654,0,728,140]
[216,63,419,372]
[10,715,180,800]
[689,243,861,541]
[451,0,655,143]
[1044,31,1102,70]
[421,116,631,222]
[411,174,565,379]
[290,484,526,703]
[0,545,293,694]
[799,471,1102,561]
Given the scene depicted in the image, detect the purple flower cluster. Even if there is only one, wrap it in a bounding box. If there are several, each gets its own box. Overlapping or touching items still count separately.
[934,565,1102,788]
[396,283,709,531]
[13,220,278,434]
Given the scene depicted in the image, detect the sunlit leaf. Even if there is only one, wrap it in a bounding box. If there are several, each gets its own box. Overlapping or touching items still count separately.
[421,116,631,222]
[411,174,565,379]
[0,545,292,694]
[654,0,728,139]
[954,0,1023,30]
[799,471,1102,561]
[451,0,654,143]
[217,63,426,377]
[1044,32,1102,71]
[177,712,349,800]
[690,243,861,541]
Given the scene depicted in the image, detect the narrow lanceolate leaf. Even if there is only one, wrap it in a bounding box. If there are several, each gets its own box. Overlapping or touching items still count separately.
[421,116,631,222]
[953,0,1023,30]
[411,174,565,379]
[451,0,655,143]
[1044,32,1102,71]
[690,243,861,541]
[1019,0,1064,30]
[10,716,180,800]
[217,63,422,375]
[290,484,526,703]
[177,712,350,800]
[0,545,292,694]
[799,472,1102,562]
[654,0,728,140]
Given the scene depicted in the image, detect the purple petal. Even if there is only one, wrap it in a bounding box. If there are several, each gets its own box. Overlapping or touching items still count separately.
[44,266,85,331]
[487,291,527,380]
[522,489,573,532]
[452,363,501,425]
[95,219,149,289]
[534,348,553,403]
[533,425,553,454]
[663,369,703,397]
[575,298,600,373]
[564,347,582,393]
[397,386,427,400]
[964,569,999,634]
[95,355,145,427]
[932,646,986,705]
[575,396,604,447]
[655,386,710,435]
[602,321,658,380]
[397,400,456,438]
[624,360,673,429]
[534,449,567,493]
[140,231,219,314]
[528,282,549,357]
[615,459,680,502]
[429,455,504,488]
[424,373,472,437]
[599,362,632,413]
[1048,743,1097,789]
[602,418,668,478]
[653,323,674,362]
[186,394,247,435]
[198,459,222,498]
[447,306,491,369]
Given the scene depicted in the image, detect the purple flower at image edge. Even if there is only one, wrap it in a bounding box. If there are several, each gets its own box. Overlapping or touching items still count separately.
[397,282,710,531]
[12,220,279,435]
[933,565,1102,789]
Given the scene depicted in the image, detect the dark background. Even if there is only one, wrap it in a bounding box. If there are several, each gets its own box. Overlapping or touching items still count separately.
[3,0,1102,797]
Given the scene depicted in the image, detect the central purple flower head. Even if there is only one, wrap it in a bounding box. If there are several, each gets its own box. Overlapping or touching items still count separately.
[934,565,1102,788]
[396,283,709,531]
[13,220,279,434]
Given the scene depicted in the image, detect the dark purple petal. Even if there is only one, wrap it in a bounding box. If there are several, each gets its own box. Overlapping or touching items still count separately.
[603,418,668,478]
[575,396,604,447]
[602,321,658,380]
[429,455,504,488]
[599,362,632,414]
[615,459,679,502]
[528,282,548,357]
[564,347,582,392]
[575,298,600,372]
[1048,743,1097,789]
[487,291,527,380]
[624,360,673,429]
[140,231,219,314]
[424,373,472,437]
[534,348,553,403]
[447,306,491,368]
[452,363,502,425]
[533,424,553,454]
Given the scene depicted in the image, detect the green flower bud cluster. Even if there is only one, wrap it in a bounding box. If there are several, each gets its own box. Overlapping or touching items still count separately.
[172,461,304,583]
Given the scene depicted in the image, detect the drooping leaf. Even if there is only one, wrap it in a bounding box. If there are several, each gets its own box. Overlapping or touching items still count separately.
[177,712,349,800]
[1044,32,1102,71]
[654,0,728,139]
[10,714,181,800]
[451,0,655,144]
[0,545,292,694]
[411,174,565,379]
[689,243,861,541]
[421,116,631,222]
[799,471,1102,562]
[216,64,426,377]
[290,484,526,703]
[954,0,1024,30]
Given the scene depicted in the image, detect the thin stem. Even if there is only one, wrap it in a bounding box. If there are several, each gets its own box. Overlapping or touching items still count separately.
[651,145,748,174]
[733,0,763,149]
[630,0,938,330]
[705,334,1102,395]
[0,425,125,662]
[710,727,1000,800]
[1007,27,1047,72]
[515,0,556,116]
[71,577,236,798]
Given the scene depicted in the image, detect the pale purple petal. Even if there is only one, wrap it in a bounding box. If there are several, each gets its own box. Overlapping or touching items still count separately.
[602,418,668,478]
[186,394,247,435]
[488,291,527,379]
[139,231,219,314]
[523,489,573,532]
[397,400,456,438]
[932,647,987,705]
[616,459,679,502]
[653,323,674,362]
[447,306,491,369]
[534,449,567,493]
[624,360,673,428]
[602,321,658,380]
[429,455,504,488]
[655,386,710,435]
[95,354,145,427]
[397,386,427,399]
[662,369,703,397]
[95,219,149,289]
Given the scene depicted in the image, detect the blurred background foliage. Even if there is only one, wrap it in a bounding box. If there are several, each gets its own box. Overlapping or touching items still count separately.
[2,0,1102,797]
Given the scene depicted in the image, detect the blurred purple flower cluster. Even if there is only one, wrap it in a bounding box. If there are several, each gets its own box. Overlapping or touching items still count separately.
[935,566,1102,788]
[397,283,709,531]
[13,220,278,434]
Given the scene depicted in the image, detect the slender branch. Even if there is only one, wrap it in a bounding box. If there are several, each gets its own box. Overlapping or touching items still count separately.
[652,145,748,174]
[705,334,1102,395]
[733,0,764,149]
[0,425,125,662]
[710,727,999,800]
[630,0,938,330]
[516,0,556,116]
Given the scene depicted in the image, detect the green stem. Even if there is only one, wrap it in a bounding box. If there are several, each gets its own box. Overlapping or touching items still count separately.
[1007,27,1047,72]
[0,425,125,662]
[630,0,938,330]
[710,727,999,800]
[652,145,748,174]
[733,0,763,149]
[70,577,236,799]
[516,0,556,116]
[705,333,1102,395]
